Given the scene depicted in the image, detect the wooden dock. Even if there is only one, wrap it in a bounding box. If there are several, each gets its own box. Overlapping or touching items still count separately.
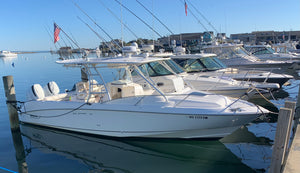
[282,122,300,173]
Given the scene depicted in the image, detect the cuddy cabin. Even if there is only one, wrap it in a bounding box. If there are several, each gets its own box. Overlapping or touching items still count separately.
[21,55,269,139]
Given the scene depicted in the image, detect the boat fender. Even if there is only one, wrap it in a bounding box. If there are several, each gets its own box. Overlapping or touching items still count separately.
[26,84,45,100]
[43,81,60,96]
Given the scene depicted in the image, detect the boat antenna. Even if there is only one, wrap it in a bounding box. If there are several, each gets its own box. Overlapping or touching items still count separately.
[135,0,175,35]
[73,2,122,50]
[77,16,121,54]
[54,22,81,50]
[113,0,163,38]
[97,0,143,44]
[120,0,124,47]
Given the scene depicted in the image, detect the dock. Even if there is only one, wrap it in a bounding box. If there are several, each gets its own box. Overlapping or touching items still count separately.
[283,122,300,173]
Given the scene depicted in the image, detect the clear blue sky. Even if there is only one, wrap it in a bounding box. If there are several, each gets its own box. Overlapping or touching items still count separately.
[0,0,299,51]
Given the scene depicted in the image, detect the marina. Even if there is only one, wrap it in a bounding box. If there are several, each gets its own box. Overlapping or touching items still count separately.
[0,52,299,172]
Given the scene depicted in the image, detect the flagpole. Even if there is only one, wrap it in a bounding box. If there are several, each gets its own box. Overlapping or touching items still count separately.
[55,22,81,49]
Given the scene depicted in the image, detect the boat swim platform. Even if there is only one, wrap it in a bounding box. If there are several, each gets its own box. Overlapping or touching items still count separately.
[283,122,300,173]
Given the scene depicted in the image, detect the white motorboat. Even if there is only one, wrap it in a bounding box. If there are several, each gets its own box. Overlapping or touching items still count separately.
[0,50,17,57]
[19,55,268,139]
[202,43,300,74]
[170,52,293,87]
[132,54,278,99]
[244,44,300,61]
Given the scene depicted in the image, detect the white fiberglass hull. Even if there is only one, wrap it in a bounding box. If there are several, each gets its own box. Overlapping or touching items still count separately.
[20,95,264,139]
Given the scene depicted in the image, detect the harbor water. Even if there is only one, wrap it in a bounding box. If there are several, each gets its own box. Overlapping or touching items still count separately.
[0,52,298,173]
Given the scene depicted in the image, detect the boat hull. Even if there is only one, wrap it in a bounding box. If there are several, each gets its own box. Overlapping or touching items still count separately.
[19,101,258,139]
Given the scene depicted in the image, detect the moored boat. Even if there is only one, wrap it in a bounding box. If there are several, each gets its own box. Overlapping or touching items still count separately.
[19,54,268,139]
[0,50,17,57]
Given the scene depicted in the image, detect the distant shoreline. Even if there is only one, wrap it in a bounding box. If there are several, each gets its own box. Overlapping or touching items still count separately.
[14,51,50,54]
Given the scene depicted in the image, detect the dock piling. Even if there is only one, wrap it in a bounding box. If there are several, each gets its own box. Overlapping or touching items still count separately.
[2,75,20,131]
[284,101,296,140]
[269,108,293,173]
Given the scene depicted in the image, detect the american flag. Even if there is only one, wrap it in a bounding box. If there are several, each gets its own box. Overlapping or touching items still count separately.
[185,0,187,16]
[54,23,60,43]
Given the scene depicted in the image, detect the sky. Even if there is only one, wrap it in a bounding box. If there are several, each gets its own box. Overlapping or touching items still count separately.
[0,0,299,51]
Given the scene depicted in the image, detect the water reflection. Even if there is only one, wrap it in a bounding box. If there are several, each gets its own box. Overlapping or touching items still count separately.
[19,124,255,173]
[11,129,28,173]
[221,126,273,172]
[0,56,17,64]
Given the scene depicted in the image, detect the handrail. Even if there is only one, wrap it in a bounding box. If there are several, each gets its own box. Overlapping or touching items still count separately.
[93,66,112,101]
[133,65,168,102]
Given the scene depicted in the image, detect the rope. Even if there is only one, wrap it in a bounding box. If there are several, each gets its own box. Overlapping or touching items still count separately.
[5,97,93,118]
[6,100,25,113]
[253,87,283,107]
[22,102,89,118]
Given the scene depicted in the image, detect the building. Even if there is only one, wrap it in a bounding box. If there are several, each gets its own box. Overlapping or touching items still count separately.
[158,32,215,47]
[230,31,300,44]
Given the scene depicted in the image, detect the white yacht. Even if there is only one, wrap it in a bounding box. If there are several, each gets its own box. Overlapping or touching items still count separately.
[0,50,17,57]
[19,55,268,139]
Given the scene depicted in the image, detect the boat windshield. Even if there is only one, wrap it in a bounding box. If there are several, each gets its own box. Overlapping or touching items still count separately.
[173,59,206,73]
[164,59,185,74]
[199,57,223,70]
[203,46,241,59]
[233,46,251,56]
[212,57,227,68]
[132,60,176,77]
[246,46,275,55]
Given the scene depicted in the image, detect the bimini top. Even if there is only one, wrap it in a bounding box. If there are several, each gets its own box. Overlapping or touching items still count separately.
[169,53,217,59]
[56,55,170,65]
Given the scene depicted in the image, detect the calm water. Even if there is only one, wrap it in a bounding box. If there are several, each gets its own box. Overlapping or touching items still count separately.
[0,52,298,173]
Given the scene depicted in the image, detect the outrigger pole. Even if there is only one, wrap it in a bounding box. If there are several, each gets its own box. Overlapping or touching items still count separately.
[97,0,143,44]
[135,0,175,35]
[77,16,121,54]
[113,0,163,38]
[73,2,122,50]
[186,0,219,34]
